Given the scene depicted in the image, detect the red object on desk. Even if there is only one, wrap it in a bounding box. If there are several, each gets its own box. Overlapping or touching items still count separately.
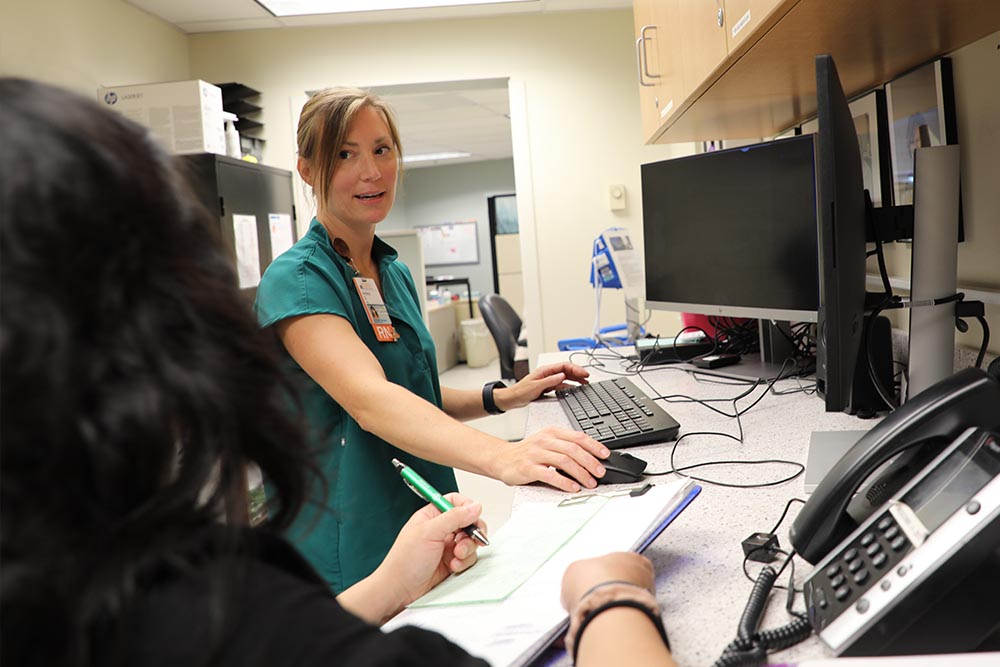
[680,312,751,339]
[680,313,717,338]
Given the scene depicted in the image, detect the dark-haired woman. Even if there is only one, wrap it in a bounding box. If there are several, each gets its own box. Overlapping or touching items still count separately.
[0,77,488,666]
[0,78,673,667]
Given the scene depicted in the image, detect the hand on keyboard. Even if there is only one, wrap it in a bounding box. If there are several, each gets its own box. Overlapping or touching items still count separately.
[492,361,592,412]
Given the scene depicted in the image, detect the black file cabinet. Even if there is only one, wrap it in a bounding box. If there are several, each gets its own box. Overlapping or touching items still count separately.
[176,153,296,298]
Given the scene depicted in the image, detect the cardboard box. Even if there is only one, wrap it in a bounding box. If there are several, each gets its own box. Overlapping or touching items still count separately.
[97,80,226,156]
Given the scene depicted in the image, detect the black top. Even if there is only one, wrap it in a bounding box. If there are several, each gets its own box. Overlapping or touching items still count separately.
[107,526,489,667]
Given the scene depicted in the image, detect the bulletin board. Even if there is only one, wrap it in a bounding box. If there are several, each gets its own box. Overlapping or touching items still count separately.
[415,221,479,266]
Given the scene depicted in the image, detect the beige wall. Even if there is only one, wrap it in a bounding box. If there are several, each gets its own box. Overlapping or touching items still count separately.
[186,11,688,355]
[0,0,189,96]
[4,5,992,358]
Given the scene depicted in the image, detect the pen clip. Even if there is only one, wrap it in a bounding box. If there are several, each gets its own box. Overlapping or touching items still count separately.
[401,477,426,502]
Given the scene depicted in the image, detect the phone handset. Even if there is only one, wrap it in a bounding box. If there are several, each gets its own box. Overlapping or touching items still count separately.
[790,368,1000,564]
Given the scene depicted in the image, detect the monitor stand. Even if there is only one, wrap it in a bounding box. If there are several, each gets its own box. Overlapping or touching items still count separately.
[683,319,808,383]
[804,430,869,493]
[685,358,793,383]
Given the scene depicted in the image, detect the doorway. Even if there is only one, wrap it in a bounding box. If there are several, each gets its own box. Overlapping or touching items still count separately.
[487,193,524,317]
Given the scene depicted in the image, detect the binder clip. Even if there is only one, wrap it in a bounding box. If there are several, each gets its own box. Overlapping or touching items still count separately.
[558,482,653,507]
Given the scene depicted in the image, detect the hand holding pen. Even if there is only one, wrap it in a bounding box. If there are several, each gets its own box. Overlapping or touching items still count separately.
[393,458,490,546]
[362,478,488,620]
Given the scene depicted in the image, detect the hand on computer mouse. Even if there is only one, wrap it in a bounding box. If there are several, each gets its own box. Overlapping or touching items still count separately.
[594,451,648,485]
[497,426,610,493]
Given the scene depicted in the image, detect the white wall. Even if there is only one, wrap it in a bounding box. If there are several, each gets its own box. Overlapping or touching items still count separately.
[383,158,516,302]
[186,10,688,356]
[0,0,189,96]
[8,6,990,358]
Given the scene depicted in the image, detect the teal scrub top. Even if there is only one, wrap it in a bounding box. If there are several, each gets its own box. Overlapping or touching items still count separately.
[255,218,458,592]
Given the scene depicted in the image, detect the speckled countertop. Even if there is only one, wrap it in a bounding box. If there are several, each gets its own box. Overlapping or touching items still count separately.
[520,352,875,667]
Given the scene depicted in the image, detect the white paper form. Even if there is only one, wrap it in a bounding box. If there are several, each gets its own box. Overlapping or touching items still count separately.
[268,213,295,259]
[383,479,697,667]
[232,214,260,288]
[409,498,607,607]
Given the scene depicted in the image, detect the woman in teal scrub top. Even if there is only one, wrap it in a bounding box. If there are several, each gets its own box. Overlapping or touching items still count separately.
[255,87,612,592]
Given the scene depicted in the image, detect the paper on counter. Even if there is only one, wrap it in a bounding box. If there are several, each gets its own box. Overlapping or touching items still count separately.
[408,498,606,607]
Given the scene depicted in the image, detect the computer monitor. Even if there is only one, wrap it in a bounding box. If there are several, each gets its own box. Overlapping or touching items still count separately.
[641,134,819,380]
[814,54,871,413]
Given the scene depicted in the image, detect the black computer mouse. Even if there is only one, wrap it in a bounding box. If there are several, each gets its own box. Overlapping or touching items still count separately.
[597,450,648,485]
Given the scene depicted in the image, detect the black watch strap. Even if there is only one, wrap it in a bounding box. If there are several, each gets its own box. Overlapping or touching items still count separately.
[482,380,507,415]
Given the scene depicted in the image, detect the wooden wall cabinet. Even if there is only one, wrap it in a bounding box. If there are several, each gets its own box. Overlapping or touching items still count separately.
[677,0,729,106]
[723,0,784,51]
[632,0,1000,143]
[634,0,729,142]
[634,0,679,143]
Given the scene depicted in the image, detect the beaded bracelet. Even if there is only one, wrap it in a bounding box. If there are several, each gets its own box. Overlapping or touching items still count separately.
[565,582,669,662]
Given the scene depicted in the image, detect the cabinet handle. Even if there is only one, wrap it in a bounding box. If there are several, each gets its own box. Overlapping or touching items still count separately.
[636,24,660,87]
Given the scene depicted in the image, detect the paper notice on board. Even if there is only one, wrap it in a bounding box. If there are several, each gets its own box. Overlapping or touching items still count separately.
[268,213,295,259]
[232,214,261,288]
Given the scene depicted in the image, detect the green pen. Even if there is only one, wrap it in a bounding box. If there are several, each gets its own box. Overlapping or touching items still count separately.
[392,458,490,546]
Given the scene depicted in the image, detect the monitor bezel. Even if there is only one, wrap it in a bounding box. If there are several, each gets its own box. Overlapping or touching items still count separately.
[644,300,818,324]
[641,133,822,327]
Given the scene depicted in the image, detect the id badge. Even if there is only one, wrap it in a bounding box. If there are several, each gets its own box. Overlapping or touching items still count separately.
[353,277,398,342]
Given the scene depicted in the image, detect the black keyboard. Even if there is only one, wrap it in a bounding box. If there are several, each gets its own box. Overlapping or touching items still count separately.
[555,377,680,449]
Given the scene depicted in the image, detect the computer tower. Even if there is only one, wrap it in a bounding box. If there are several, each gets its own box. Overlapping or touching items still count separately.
[176,153,296,299]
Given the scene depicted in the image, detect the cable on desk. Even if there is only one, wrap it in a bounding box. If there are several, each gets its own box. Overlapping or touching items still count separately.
[712,560,813,667]
[742,547,801,595]
[739,497,807,591]
[646,455,805,489]
[769,497,806,535]
[709,316,760,358]
[568,344,640,378]
[768,378,818,396]
[567,350,810,488]
[569,329,718,378]
[638,356,799,421]
[641,359,807,489]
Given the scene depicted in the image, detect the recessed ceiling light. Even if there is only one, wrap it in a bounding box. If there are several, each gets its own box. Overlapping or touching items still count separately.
[258,0,535,17]
[402,151,472,164]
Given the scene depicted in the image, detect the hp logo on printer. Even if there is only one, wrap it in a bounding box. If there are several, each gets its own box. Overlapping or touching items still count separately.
[104,92,118,105]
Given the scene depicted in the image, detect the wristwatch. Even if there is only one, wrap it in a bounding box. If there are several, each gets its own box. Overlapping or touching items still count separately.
[482,380,507,415]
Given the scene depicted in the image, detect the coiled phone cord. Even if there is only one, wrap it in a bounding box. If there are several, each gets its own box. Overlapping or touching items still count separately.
[712,565,813,667]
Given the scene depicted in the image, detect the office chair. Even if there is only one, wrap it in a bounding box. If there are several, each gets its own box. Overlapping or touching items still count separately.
[478,294,524,380]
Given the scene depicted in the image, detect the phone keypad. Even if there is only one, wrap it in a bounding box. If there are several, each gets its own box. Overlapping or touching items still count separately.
[806,511,912,627]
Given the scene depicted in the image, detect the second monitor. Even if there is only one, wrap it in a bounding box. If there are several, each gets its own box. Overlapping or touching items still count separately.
[641,135,820,380]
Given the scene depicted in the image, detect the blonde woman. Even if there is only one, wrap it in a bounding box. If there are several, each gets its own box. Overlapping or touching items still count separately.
[255,88,612,591]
